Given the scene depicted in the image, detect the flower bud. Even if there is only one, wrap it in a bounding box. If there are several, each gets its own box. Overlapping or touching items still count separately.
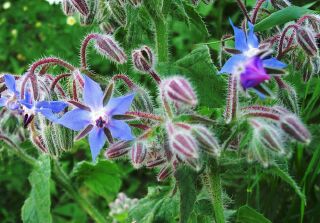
[131,141,147,168]
[131,87,154,116]
[167,123,199,160]
[61,0,76,16]
[107,0,127,27]
[277,83,299,114]
[99,22,115,34]
[128,0,143,7]
[146,157,166,168]
[270,0,291,9]
[105,140,132,159]
[280,115,311,144]
[192,125,220,157]
[94,34,127,64]
[79,0,98,26]
[132,46,154,73]
[162,76,198,107]
[157,165,172,181]
[296,27,318,57]
[70,0,89,16]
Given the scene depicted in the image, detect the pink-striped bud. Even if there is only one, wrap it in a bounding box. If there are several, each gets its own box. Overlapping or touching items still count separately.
[296,27,318,57]
[167,123,199,160]
[94,35,127,64]
[132,46,154,73]
[62,0,76,16]
[130,141,147,168]
[162,76,198,107]
[157,165,172,181]
[70,0,89,16]
[108,0,127,27]
[99,22,115,34]
[280,115,311,144]
[105,140,132,159]
[146,157,166,168]
[192,125,220,157]
[128,0,143,7]
[270,0,291,9]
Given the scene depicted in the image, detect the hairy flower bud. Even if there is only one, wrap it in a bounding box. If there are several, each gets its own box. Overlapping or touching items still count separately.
[94,34,127,64]
[280,115,311,144]
[132,46,154,73]
[157,165,172,181]
[162,76,198,107]
[277,83,299,114]
[192,125,220,157]
[80,0,98,26]
[108,0,127,27]
[132,87,154,116]
[167,123,199,160]
[70,0,89,16]
[128,0,143,7]
[296,27,318,57]
[99,22,115,34]
[105,140,132,159]
[131,141,147,168]
[270,0,291,9]
[61,0,76,16]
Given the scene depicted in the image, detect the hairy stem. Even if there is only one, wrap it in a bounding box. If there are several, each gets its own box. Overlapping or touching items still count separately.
[203,159,225,223]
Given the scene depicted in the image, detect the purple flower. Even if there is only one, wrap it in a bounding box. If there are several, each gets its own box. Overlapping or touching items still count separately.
[58,75,135,161]
[219,20,286,92]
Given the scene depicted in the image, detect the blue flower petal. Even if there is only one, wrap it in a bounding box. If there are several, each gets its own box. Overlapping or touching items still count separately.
[219,55,246,74]
[20,100,33,109]
[83,75,103,109]
[24,89,33,104]
[106,93,135,115]
[36,101,68,113]
[229,18,248,51]
[58,108,91,131]
[252,88,267,100]
[36,108,59,122]
[89,127,107,161]
[0,97,8,107]
[247,22,259,48]
[263,58,287,69]
[4,74,18,95]
[108,120,134,141]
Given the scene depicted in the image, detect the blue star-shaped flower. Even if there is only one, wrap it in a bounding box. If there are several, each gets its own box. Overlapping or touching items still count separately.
[220,20,287,90]
[0,74,21,111]
[58,75,135,161]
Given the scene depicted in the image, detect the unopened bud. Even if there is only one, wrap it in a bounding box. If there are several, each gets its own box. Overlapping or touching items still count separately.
[157,165,172,181]
[94,34,127,64]
[192,125,220,157]
[131,141,147,168]
[105,140,132,159]
[132,87,154,115]
[296,27,318,57]
[277,83,299,114]
[167,123,199,159]
[270,0,291,9]
[146,157,166,168]
[128,0,143,7]
[70,0,89,16]
[99,22,115,34]
[280,115,311,144]
[108,0,127,27]
[79,0,98,26]
[61,0,76,16]
[162,76,198,107]
[132,46,154,73]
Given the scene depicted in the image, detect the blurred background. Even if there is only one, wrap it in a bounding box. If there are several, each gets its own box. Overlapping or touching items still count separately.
[0,0,319,222]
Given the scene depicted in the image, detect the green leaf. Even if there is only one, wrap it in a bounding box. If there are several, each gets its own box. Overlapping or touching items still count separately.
[255,6,313,32]
[266,165,306,205]
[183,2,209,37]
[236,205,271,223]
[175,166,198,223]
[71,160,121,202]
[174,45,226,107]
[21,155,52,223]
[128,186,179,223]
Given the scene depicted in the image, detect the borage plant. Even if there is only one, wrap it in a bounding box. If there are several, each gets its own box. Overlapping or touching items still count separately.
[1,0,320,222]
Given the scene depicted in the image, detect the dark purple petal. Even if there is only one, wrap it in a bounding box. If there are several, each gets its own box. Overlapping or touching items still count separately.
[108,120,134,141]
[83,75,104,109]
[58,108,91,131]
[89,127,107,161]
[240,57,270,89]
[106,93,135,115]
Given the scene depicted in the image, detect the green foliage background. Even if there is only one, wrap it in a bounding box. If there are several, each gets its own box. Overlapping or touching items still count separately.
[0,0,320,222]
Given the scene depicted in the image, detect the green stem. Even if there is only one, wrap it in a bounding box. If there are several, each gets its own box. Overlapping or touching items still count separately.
[204,159,226,223]
[52,159,107,223]
[153,17,168,63]
[2,139,106,223]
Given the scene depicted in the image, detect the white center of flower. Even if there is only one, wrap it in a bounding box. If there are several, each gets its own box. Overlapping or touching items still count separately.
[90,108,109,128]
[243,45,260,58]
